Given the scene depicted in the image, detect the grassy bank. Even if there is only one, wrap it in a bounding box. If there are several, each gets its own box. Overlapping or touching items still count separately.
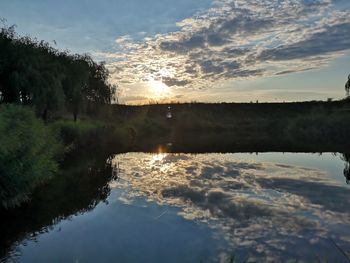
[48,99,350,154]
[92,100,350,151]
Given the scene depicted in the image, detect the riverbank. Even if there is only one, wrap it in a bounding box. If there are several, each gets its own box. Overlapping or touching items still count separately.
[1,99,350,209]
[60,99,350,153]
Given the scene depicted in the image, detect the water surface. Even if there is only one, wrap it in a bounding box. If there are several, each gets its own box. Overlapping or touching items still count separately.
[2,152,350,262]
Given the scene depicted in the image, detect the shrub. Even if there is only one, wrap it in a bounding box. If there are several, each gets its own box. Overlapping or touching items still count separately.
[0,104,63,208]
[51,119,129,153]
[50,120,98,146]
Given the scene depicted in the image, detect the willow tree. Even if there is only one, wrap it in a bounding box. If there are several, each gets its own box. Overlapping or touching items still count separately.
[60,54,115,121]
[0,24,115,121]
[59,54,90,121]
[85,60,116,113]
[0,26,66,119]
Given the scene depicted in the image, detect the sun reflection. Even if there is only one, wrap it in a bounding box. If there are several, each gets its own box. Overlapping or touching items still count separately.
[148,146,173,172]
[152,153,167,162]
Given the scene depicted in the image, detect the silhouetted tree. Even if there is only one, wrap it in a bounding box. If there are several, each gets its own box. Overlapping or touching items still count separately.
[60,54,90,121]
[345,74,350,98]
[0,24,115,121]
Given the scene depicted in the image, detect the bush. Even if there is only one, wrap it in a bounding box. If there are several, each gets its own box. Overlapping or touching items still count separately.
[0,104,63,208]
[51,119,130,153]
[287,112,350,142]
[50,120,98,146]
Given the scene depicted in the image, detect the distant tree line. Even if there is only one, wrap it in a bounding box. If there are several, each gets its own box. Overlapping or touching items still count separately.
[0,25,115,121]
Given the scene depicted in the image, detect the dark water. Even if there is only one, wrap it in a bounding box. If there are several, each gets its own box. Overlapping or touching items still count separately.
[1,152,350,262]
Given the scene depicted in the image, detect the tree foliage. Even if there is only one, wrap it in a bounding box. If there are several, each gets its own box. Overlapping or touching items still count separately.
[0,25,115,120]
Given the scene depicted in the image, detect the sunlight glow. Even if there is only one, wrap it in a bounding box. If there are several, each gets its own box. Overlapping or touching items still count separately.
[152,153,167,162]
[148,79,170,98]
[148,146,172,172]
[150,152,172,173]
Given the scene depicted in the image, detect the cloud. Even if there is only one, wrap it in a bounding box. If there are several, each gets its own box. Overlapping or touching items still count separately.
[256,177,350,212]
[100,0,350,103]
[257,22,350,61]
[111,152,350,261]
[162,77,190,87]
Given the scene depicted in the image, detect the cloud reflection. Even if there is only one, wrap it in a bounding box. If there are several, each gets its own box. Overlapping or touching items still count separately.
[111,153,350,262]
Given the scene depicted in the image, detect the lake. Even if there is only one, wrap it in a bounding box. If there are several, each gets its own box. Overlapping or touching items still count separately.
[1,152,350,262]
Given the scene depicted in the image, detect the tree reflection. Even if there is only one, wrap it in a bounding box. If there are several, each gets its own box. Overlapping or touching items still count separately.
[342,153,350,184]
[0,152,115,261]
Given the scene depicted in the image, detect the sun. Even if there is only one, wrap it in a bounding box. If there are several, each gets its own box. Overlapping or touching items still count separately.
[148,79,170,98]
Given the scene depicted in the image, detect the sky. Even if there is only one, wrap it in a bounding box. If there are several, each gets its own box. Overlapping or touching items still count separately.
[1,0,350,104]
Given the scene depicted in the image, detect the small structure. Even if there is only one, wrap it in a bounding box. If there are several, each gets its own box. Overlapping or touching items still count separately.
[166,106,172,119]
